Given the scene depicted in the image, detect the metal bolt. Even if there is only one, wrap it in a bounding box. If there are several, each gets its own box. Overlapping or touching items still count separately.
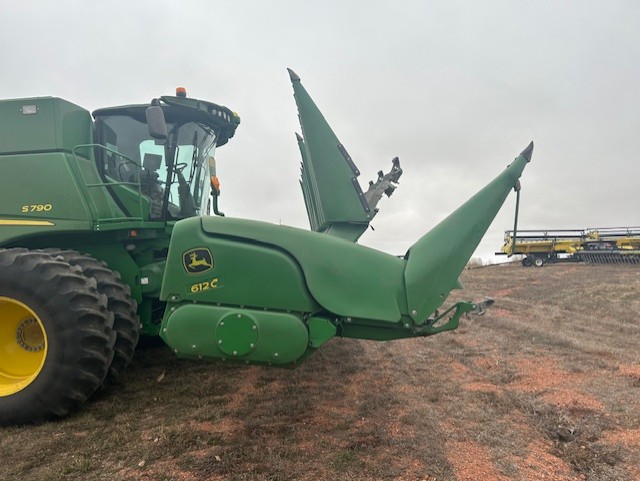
[404,323,410,328]
[249,343,255,348]
[274,352,279,358]
[220,321,224,326]
[163,328,167,333]
[411,309,417,316]
[218,340,223,345]
[170,307,175,312]
[174,349,178,354]
[252,325,257,330]
[233,351,237,356]
[237,314,242,319]
[191,345,197,349]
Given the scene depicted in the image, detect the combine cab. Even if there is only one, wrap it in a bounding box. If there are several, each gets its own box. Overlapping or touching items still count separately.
[0,70,533,424]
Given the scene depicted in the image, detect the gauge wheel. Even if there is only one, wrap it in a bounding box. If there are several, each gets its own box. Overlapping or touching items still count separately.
[534,257,545,267]
[522,257,533,267]
[0,248,114,425]
[45,249,140,383]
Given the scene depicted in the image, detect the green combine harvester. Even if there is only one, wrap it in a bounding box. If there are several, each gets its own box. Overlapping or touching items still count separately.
[0,69,533,425]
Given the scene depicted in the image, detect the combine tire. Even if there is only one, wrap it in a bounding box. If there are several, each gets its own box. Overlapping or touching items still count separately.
[0,248,114,425]
[45,249,140,383]
[534,257,544,267]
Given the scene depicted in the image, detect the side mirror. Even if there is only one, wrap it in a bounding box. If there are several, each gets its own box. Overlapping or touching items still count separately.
[208,157,219,195]
[208,156,225,216]
[146,100,167,140]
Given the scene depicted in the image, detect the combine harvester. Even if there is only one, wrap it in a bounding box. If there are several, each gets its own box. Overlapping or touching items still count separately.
[498,226,640,266]
[0,69,533,424]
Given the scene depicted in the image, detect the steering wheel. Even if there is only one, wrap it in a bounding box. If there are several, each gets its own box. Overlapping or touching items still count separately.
[174,162,188,173]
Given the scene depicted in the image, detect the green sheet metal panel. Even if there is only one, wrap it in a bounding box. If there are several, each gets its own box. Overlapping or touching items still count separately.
[404,146,532,322]
[0,153,90,221]
[161,304,310,365]
[161,217,320,313]
[289,71,371,228]
[0,97,91,154]
[190,216,406,322]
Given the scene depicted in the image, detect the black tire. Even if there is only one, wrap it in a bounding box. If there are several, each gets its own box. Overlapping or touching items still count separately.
[0,248,114,425]
[44,249,140,383]
[522,257,533,267]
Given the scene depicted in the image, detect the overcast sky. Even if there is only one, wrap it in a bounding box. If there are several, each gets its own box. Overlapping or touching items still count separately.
[2,0,639,261]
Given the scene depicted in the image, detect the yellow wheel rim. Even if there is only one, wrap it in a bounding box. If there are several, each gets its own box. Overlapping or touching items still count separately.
[0,296,48,396]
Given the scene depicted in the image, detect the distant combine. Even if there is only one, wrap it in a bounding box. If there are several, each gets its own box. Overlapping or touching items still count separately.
[497,226,640,266]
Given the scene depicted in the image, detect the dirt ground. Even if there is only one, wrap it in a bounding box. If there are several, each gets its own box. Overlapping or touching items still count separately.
[1,263,639,481]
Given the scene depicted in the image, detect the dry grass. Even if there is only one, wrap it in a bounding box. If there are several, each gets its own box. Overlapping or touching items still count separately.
[1,263,639,480]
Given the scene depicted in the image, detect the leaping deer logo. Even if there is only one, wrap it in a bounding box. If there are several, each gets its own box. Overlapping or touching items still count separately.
[183,248,214,274]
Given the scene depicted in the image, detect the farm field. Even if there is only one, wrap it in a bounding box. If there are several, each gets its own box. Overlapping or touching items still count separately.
[1,263,639,481]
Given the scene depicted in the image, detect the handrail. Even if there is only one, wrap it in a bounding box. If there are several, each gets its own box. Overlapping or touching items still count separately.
[71,144,145,223]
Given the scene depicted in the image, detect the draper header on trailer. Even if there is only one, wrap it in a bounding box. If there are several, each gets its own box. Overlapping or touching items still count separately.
[498,227,640,266]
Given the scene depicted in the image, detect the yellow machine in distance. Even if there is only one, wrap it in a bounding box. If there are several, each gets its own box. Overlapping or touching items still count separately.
[499,226,640,266]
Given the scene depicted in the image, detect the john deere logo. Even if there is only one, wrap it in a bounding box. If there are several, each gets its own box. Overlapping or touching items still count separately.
[182,248,213,274]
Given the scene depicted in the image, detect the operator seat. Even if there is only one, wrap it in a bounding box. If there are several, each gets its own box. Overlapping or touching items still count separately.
[141,153,164,219]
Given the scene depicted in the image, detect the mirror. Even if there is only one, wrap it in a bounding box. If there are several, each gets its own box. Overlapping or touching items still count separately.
[208,156,220,195]
[146,102,167,140]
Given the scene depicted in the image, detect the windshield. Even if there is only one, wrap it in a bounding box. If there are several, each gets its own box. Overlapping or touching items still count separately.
[95,114,217,219]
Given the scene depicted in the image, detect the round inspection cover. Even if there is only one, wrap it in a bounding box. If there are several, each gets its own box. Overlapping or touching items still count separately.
[215,313,258,357]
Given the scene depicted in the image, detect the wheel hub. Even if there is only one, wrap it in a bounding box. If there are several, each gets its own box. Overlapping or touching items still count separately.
[0,296,48,396]
[16,318,45,352]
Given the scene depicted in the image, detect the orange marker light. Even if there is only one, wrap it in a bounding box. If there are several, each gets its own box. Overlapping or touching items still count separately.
[176,87,187,98]
[211,175,221,194]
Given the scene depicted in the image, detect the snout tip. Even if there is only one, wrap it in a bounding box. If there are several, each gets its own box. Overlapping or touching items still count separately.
[287,68,301,82]
[520,141,534,162]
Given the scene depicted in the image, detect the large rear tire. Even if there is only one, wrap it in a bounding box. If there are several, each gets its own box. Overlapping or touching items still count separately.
[0,248,114,425]
[44,249,140,383]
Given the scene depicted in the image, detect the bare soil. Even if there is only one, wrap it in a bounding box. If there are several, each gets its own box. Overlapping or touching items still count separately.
[1,263,639,481]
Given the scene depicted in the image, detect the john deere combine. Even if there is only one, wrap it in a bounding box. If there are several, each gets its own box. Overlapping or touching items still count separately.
[0,69,533,424]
